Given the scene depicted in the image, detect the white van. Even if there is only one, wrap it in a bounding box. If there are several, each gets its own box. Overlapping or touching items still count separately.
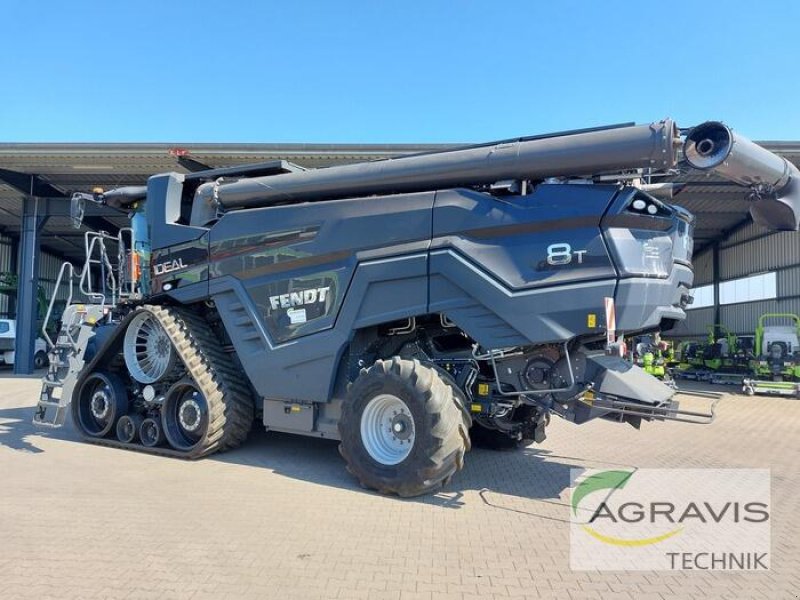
[0,319,49,368]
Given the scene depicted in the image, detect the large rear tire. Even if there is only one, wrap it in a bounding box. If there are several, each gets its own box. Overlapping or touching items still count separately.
[338,357,470,497]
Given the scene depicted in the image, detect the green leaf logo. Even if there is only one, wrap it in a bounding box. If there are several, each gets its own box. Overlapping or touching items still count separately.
[572,470,633,515]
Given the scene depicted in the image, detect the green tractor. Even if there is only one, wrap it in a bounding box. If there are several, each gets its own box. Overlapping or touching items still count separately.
[702,325,734,371]
[743,314,800,397]
[750,314,800,380]
[703,325,752,375]
[679,340,705,368]
[673,325,749,383]
[674,339,708,379]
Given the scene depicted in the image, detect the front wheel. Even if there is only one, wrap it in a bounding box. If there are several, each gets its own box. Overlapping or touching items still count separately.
[338,358,470,497]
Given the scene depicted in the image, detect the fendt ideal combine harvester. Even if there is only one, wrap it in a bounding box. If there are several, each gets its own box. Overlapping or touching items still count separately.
[33,119,800,496]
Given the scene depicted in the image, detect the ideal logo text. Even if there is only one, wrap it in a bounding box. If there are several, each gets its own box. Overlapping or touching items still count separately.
[153,258,187,275]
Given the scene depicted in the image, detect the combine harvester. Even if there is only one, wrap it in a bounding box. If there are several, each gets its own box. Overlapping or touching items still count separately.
[32,119,800,495]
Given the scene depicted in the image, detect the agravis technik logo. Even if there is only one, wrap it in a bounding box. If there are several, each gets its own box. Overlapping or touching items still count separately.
[572,470,683,547]
[569,468,770,571]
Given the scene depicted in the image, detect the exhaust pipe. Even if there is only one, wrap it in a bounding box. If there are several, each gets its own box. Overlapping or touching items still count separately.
[684,122,800,230]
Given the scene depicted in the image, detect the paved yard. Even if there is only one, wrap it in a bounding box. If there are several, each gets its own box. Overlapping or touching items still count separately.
[0,373,798,599]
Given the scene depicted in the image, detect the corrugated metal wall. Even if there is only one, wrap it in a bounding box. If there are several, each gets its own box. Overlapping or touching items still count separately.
[668,306,714,340]
[720,299,800,334]
[724,221,767,245]
[38,251,77,305]
[779,265,800,297]
[720,231,800,279]
[0,235,13,317]
[671,225,800,339]
[0,237,78,319]
[692,249,714,287]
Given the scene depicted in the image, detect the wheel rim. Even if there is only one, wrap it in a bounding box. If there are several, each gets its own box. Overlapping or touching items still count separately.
[116,415,138,443]
[76,373,126,437]
[162,381,209,451]
[360,394,415,465]
[123,311,175,384]
[140,418,163,447]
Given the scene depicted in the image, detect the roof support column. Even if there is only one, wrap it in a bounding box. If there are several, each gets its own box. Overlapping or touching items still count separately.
[7,235,18,318]
[712,242,721,328]
[14,193,49,374]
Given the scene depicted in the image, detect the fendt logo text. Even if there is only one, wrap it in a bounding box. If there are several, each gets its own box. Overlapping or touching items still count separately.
[269,286,330,310]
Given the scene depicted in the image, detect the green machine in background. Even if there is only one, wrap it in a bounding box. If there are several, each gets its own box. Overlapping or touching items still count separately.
[676,340,706,372]
[673,325,752,384]
[632,335,673,381]
[702,325,745,372]
[0,272,64,335]
[750,314,800,379]
[743,314,800,397]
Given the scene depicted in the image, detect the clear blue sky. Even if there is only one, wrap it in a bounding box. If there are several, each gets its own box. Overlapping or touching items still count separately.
[2,1,798,143]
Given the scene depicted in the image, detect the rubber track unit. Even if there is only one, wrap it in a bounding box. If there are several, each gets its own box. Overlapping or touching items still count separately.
[75,305,254,459]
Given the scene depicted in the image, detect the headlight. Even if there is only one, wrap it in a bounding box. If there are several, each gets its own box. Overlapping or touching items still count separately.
[605,228,674,278]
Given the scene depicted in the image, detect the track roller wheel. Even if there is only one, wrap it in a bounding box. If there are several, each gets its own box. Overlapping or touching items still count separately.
[162,380,211,454]
[75,371,128,438]
[140,418,166,447]
[116,414,143,443]
[338,357,470,497]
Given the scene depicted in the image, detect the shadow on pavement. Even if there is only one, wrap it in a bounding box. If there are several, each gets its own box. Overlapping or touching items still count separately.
[0,405,79,454]
[213,426,625,512]
[1,402,630,512]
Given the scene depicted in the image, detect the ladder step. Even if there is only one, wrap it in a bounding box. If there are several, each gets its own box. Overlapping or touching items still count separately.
[37,400,63,408]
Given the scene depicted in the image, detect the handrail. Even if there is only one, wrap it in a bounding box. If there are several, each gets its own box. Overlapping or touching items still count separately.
[117,227,134,299]
[79,231,119,309]
[42,262,75,349]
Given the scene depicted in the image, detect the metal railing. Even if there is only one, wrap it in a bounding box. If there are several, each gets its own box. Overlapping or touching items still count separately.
[79,231,118,307]
[42,262,75,348]
[43,227,138,349]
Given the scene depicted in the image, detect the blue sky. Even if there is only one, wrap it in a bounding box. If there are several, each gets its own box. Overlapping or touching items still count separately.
[2,1,798,142]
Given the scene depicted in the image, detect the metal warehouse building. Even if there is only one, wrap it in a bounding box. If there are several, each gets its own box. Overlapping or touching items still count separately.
[0,139,798,373]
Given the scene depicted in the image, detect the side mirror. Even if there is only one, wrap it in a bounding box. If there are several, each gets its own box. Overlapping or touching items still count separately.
[70,193,86,229]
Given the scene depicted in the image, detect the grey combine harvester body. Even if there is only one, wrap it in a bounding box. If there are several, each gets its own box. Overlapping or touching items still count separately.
[33,119,800,495]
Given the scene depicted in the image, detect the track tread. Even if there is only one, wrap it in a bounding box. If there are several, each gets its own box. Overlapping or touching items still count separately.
[76,304,254,459]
